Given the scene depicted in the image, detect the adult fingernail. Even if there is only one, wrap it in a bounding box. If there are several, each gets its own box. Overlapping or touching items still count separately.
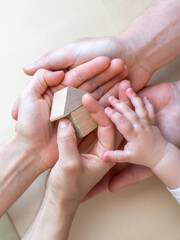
[59,119,69,128]
[24,61,37,69]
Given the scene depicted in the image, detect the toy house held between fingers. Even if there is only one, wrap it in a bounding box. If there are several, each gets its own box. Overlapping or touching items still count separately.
[50,87,97,138]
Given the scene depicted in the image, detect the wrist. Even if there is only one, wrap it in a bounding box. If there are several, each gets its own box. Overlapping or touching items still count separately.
[116,0,180,78]
[23,190,78,240]
[12,133,43,175]
[152,143,180,189]
[116,30,155,72]
[0,134,43,215]
[45,188,80,213]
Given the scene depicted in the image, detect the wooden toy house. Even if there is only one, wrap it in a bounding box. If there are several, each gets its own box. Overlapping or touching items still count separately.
[50,87,97,138]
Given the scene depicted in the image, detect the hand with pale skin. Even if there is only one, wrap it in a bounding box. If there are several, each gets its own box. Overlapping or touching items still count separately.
[12,57,127,122]
[22,0,180,93]
[0,69,65,214]
[109,80,180,191]
[48,94,115,203]
[10,0,180,200]
[103,89,166,167]
[23,95,116,240]
[22,36,151,92]
[83,79,180,198]
[16,57,126,170]
[103,87,180,190]
[0,57,126,215]
[22,84,180,239]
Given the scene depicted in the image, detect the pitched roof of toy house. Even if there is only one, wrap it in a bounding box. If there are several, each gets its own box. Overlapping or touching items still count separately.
[50,87,89,122]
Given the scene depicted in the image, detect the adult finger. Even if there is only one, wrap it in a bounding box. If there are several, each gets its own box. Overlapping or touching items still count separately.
[118,80,132,106]
[39,58,127,98]
[83,167,119,201]
[103,150,131,163]
[55,56,110,87]
[99,83,119,108]
[91,66,128,101]
[97,78,131,108]
[78,131,97,154]
[79,59,124,92]
[13,57,123,121]
[12,70,64,120]
[48,56,111,95]
[11,97,19,120]
[143,96,156,124]
[108,164,153,192]
[57,119,80,166]
[23,45,74,75]
[97,68,129,108]
[22,69,64,97]
[82,94,116,157]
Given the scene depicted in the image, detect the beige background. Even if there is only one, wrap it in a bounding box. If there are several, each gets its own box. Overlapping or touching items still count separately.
[0,0,180,239]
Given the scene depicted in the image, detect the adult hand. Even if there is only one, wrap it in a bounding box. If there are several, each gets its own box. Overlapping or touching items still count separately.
[15,70,64,171]
[23,0,180,94]
[46,94,115,204]
[15,57,125,171]
[23,95,116,240]
[23,36,153,92]
[0,69,64,214]
[12,56,127,121]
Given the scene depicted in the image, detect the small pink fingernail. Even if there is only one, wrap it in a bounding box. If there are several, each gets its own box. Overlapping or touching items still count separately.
[110,96,119,103]
[143,96,149,103]
[127,88,132,93]
[105,107,112,113]
[102,152,109,161]
[109,96,115,100]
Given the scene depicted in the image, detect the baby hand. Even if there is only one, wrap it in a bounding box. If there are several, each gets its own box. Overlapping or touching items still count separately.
[103,88,168,169]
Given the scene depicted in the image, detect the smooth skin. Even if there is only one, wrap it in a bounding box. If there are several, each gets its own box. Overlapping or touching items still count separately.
[103,87,180,190]
[15,0,180,194]
[78,78,180,199]
[23,95,116,240]
[23,0,180,92]
[102,80,180,192]
[0,57,126,216]
[23,83,180,240]
[12,57,127,121]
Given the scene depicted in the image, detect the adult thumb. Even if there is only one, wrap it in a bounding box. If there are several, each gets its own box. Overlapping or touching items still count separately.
[57,119,80,164]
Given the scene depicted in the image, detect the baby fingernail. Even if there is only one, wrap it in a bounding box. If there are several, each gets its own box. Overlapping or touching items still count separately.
[109,96,116,101]
[102,152,108,161]
[105,107,112,113]
[103,151,111,161]
[127,88,132,93]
